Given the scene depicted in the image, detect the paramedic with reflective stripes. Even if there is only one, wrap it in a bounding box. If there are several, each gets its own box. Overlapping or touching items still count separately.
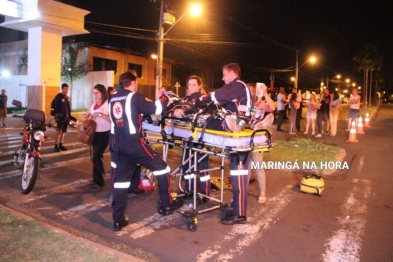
[202,63,252,225]
[108,71,179,232]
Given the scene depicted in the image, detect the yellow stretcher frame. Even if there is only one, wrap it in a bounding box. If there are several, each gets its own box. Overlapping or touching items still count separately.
[141,117,274,232]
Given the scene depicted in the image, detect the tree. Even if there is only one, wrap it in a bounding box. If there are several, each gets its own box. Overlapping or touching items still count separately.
[61,41,89,109]
[353,44,383,108]
[17,44,28,75]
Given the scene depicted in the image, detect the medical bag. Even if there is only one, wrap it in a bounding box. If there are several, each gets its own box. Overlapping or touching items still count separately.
[300,174,324,196]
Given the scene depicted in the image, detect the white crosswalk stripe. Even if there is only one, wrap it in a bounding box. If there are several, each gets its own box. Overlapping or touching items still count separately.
[322,156,370,262]
[197,185,294,262]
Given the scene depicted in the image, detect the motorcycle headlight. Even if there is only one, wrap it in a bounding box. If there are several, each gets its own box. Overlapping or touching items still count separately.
[33,130,45,141]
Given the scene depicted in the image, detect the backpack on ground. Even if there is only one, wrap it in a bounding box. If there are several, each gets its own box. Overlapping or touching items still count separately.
[300,174,324,196]
[76,119,96,145]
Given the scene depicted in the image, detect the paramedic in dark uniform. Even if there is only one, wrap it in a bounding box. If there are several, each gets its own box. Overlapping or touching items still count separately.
[108,83,143,195]
[108,70,180,231]
[202,63,252,225]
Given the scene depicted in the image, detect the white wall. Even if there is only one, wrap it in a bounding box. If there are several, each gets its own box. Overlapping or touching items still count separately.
[0,75,28,107]
[0,70,114,110]
[69,70,114,110]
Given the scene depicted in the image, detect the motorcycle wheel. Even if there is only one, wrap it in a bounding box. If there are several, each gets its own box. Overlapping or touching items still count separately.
[20,156,39,194]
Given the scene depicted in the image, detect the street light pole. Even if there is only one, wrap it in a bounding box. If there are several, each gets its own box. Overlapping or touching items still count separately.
[155,0,165,100]
[155,1,201,100]
[295,50,299,90]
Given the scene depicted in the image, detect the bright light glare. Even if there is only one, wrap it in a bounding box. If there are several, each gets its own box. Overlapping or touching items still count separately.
[336,74,341,79]
[151,54,157,59]
[1,70,10,77]
[309,56,316,63]
[190,4,202,16]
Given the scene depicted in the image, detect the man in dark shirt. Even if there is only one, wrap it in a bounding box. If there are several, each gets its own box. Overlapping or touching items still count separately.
[315,89,331,137]
[53,83,71,151]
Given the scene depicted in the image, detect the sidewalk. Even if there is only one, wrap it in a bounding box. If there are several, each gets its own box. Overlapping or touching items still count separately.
[0,113,25,130]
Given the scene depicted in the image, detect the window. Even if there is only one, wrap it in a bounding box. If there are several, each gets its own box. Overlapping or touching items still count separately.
[128,63,143,78]
[93,57,117,74]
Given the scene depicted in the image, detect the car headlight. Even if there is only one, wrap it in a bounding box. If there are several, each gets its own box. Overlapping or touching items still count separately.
[33,130,45,141]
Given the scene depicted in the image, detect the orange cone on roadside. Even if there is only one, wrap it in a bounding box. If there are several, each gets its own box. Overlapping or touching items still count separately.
[357,117,365,134]
[346,121,358,143]
[364,113,371,128]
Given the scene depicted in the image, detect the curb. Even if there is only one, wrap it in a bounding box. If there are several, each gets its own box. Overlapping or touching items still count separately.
[0,204,145,262]
[370,104,381,120]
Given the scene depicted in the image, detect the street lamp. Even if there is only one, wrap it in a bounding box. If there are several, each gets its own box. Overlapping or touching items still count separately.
[155,1,201,99]
[326,74,341,90]
[294,53,316,89]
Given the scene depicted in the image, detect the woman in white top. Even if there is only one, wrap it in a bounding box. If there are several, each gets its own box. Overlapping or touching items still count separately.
[247,83,275,204]
[329,91,341,136]
[304,94,320,135]
[82,84,111,188]
[345,89,361,131]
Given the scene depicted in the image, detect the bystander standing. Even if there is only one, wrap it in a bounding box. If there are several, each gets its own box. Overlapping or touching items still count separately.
[0,89,7,127]
[53,83,71,152]
[82,84,111,188]
[276,87,287,131]
[304,94,320,135]
[345,89,361,131]
[315,89,331,137]
[329,91,341,136]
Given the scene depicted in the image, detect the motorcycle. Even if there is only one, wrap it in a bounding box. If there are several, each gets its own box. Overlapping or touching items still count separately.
[11,109,78,194]
[11,109,53,194]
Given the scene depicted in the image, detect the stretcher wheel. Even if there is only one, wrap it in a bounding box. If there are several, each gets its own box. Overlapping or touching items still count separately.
[187,219,197,232]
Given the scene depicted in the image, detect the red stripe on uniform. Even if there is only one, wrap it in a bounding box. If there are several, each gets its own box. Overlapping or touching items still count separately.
[140,138,155,158]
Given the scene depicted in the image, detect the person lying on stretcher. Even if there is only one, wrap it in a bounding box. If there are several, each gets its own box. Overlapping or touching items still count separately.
[160,76,244,133]
[164,75,214,200]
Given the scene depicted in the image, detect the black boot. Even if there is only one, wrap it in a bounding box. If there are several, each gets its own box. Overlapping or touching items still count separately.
[54,144,61,152]
[220,216,247,225]
[59,143,68,151]
[113,218,129,231]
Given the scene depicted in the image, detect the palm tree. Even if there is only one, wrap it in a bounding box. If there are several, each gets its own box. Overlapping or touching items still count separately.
[353,44,383,108]
[61,41,89,109]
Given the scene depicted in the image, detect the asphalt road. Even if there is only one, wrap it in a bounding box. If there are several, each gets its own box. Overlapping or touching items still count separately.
[0,104,392,261]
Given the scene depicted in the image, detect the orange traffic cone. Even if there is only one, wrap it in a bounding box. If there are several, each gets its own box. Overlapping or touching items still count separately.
[364,113,371,128]
[357,117,365,134]
[346,121,358,143]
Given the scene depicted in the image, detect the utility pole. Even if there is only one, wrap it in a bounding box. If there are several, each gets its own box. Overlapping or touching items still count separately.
[295,50,298,89]
[270,72,274,88]
[155,0,164,100]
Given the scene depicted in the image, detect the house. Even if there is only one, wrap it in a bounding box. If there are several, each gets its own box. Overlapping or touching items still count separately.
[0,40,213,110]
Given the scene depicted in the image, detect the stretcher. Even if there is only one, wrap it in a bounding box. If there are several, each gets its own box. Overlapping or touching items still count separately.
[142,116,273,232]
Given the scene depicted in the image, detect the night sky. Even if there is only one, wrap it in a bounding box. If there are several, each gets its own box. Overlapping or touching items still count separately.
[41,1,393,91]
